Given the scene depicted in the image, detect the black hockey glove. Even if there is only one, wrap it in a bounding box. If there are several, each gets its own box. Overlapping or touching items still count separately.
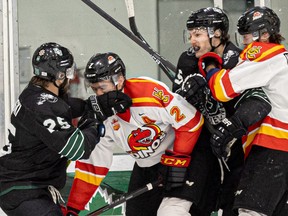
[178,73,207,106]
[210,116,247,160]
[178,73,226,125]
[159,150,191,191]
[87,91,132,122]
[198,52,222,77]
[77,111,105,137]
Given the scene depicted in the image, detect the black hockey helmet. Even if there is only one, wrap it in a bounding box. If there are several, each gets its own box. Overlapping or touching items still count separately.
[186,7,229,36]
[32,42,75,81]
[237,6,280,35]
[84,52,126,84]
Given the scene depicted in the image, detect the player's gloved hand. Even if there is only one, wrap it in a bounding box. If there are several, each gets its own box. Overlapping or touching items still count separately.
[87,91,132,121]
[198,52,223,78]
[77,111,105,137]
[210,116,247,159]
[159,150,191,191]
[178,73,207,106]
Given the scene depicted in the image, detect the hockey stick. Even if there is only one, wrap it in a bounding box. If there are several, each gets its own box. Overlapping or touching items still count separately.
[87,179,161,216]
[124,0,175,81]
[81,0,175,81]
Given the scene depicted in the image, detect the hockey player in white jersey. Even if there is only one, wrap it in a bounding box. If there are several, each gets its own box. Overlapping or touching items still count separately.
[199,6,288,216]
[64,52,204,216]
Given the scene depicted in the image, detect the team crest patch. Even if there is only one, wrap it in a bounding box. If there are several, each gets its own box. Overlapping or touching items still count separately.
[127,124,166,159]
[153,87,169,103]
[246,46,262,60]
[111,118,120,131]
[252,11,263,20]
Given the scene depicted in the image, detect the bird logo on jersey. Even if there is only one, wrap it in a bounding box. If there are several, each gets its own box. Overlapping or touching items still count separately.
[127,124,166,159]
[37,93,58,105]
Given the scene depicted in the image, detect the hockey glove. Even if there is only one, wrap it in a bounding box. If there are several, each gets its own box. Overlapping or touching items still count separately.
[77,111,105,137]
[87,91,132,121]
[178,73,207,106]
[198,52,222,77]
[210,116,247,160]
[159,150,191,191]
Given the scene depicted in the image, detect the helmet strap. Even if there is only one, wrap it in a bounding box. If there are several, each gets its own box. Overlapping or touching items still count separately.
[53,79,60,89]
[53,78,68,93]
[210,29,222,51]
[210,38,222,52]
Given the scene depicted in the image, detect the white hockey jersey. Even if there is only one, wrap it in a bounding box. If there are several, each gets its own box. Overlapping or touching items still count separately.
[208,42,288,155]
[67,76,204,210]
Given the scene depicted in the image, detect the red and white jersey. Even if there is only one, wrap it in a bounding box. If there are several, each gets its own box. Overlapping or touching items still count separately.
[67,77,204,210]
[208,42,288,154]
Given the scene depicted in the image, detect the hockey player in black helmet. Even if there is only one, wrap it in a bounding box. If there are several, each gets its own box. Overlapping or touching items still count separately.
[236,6,284,45]
[84,52,126,92]
[199,6,288,216]
[0,42,107,216]
[171,7,272,216]
[65,52,206,216]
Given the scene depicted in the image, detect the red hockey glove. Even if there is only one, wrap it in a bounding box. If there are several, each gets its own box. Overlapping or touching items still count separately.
[159,150,191,191]
[210,116,247,160]
[198,52,222,77]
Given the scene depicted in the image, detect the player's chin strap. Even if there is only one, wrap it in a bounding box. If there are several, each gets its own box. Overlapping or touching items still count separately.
[52,78,69,95]
[210,37,223,52]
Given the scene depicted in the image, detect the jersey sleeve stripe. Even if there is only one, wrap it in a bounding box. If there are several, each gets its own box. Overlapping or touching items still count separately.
[188,112,204,132]
[59,129,85,160]
[209,69,236,102]
[76,161,109,175]
[74,169,105,186]
[132,97,163,107]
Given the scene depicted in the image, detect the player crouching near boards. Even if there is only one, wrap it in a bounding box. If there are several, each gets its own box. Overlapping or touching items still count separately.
[0,42,131,216]
[64,52,205,216]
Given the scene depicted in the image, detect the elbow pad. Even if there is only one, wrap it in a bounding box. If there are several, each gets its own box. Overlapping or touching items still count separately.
[234,90,271,128]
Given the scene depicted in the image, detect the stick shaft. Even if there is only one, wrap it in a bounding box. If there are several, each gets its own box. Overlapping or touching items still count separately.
[88,180,160,215]
[124,0,174,79]
[82,0,175,81]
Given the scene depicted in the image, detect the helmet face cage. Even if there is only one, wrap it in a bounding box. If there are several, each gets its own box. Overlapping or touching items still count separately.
[237,6,280,36]
[84,52,126,85]
[186,7,229,37]
[32,42,75,81]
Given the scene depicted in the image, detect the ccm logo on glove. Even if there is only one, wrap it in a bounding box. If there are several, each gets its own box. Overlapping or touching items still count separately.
[161,153,191,167]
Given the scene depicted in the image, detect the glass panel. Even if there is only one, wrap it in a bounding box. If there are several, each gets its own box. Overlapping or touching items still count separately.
[223,0,247,47]
[158,0,213,85]
[270,0,288,48]
[18,0,160,91]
